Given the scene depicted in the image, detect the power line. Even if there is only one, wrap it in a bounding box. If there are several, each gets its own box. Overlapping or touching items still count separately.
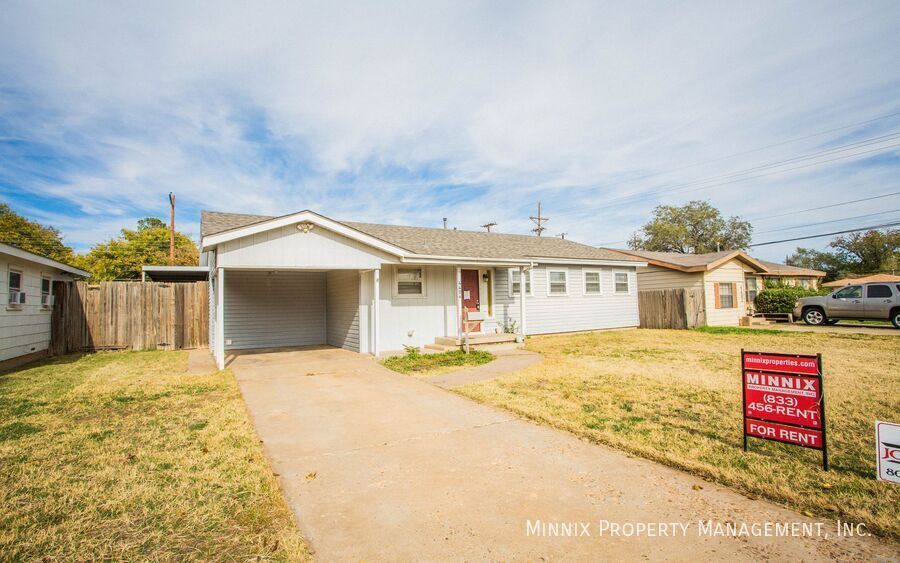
[596,136,900,209]
[658,109,900,174]
[749,221,900,247]
[747,190,900,221]
[754,209,900,234]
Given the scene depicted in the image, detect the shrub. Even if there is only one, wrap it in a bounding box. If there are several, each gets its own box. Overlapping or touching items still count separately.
[755,286,820,314]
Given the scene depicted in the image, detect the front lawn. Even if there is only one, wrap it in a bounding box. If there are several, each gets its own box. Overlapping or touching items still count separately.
[455,328,900,540]
[0,351,308,561]
[381,349,494,376]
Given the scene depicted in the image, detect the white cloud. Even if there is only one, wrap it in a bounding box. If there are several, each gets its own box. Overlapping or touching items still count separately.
[1,0,899,257]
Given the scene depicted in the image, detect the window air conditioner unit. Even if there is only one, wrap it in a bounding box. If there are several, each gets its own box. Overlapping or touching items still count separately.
[8,291,25,305]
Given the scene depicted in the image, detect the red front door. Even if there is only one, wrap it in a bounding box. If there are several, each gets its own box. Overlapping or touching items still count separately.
[461,269,482,332]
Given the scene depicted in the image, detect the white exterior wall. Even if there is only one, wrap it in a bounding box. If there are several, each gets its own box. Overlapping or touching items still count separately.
[224,270,326,349]
[0,255,71,362]
[636,264,704,290]
[377,265,458,352]
[703,259,747,326]
[326,270,360,352]
[217,225,395,269]
[494,265,640,334]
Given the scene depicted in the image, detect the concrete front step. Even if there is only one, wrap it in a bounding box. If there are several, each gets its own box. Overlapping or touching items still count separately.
[435,334,517,346]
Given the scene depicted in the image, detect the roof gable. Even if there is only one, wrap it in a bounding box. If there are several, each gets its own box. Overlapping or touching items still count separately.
[605,249,766,272]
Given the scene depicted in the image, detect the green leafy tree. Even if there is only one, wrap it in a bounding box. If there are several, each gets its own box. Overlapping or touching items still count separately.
[829,229,899,275]
[628,200,752,253]
[0,203,75,263]
[784,248,851,282]
[74,218,199,280]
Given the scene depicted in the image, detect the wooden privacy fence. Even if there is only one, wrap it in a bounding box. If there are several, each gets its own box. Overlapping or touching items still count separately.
[50,281,208,355]
[638,288,706,329]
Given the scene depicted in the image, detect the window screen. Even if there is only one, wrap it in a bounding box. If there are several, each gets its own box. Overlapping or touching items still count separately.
[585,271,601,294]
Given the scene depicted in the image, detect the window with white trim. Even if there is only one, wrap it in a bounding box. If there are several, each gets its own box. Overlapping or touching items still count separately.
[41,275,52,308]
[718,282,735,308]
[584,270,602,294]
[614,271,630,294]
[508,269,532,296]
[394,267,425,296]
[548,270,568,295]
[8,268,24,307]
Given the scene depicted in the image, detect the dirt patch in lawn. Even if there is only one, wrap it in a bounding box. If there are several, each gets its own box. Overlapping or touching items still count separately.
[455,328,900,541]
[381,349,494,376]
[0,350,309,561]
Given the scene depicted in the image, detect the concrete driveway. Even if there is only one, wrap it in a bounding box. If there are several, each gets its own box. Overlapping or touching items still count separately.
[231,347,895,561]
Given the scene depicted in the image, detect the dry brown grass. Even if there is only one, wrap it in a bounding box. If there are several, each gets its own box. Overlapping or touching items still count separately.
[0,350,309,561]
[455,328,900,540]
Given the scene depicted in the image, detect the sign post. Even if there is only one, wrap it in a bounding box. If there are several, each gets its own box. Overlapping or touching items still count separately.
[741,350,828,471]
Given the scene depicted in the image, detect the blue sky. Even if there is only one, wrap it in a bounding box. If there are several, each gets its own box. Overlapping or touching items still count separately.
[1,1,899,260]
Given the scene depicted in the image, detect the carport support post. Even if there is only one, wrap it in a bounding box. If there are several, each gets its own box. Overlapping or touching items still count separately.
[372,268,380,357]
[215,268,225,369]
[456,267,463,340]
[519,265,527,339]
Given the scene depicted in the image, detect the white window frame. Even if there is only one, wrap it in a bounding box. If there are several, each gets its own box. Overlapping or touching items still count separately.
[7,266,24,309]
[718,281,736,309]
[507,268,532,297]
[41,274,52,309]
[547,269,569,296]
[613,269,632,295]
[583,269,603,295]
[392,266,426,298]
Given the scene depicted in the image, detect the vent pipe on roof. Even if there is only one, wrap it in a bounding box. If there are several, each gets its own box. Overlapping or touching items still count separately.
[443,217,448,229]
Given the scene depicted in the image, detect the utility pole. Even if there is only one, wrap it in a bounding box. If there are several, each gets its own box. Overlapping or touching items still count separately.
[481,221,498,233]
[529,201,549,237]
[557,232,568,240]
[168,192,176,265]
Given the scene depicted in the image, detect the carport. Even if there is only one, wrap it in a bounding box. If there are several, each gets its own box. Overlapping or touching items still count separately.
[216,268,368,361]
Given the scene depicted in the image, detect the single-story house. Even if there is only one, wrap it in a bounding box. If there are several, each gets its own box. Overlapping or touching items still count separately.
[200,210,646,368]
[822,273,900,288]
[1,243,89,367]
[604,249,825,326]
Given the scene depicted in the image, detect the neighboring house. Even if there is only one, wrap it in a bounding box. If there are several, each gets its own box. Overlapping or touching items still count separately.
[605,249,824,326]
[200,210,646,368]
[1,243,89,366]
[822,273,900,289]
[755,260,825,290]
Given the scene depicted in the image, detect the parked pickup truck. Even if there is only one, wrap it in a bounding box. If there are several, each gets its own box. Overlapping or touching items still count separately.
[794,282,900,328]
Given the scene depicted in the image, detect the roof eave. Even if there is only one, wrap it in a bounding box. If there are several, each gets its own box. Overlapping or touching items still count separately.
[0,243,89,277]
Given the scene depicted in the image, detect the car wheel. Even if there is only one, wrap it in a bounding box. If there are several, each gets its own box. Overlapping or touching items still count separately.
[803,308,826,326]
[892,309,900,329]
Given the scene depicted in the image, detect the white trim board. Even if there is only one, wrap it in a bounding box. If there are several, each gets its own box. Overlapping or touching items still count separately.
[0,243,89,277]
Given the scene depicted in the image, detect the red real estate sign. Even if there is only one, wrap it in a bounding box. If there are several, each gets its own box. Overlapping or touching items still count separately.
[745,419,823,449]
[741,351,828,470]
[742,352,819,375]
[743,371,822,429]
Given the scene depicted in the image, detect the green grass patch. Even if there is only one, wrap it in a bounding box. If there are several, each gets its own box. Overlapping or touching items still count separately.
[381,349,494,376]
[692,326,792,336]
[0,350,309,561]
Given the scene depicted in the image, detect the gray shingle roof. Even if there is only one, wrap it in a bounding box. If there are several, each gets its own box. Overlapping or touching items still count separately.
[605,249,739,268]
[604,248,825,276]
[201,210,640,262]
[755,259,825,277]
